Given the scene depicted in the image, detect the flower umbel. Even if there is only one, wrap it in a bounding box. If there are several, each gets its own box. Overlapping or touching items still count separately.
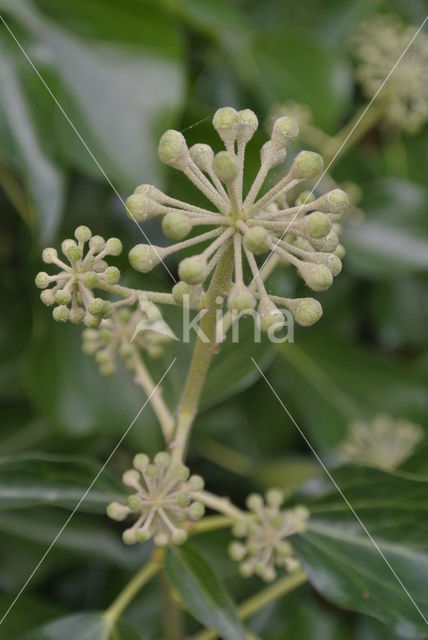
[127,107,348,330]
[339,414,424,471]
[35,226,123,327]
[353,16,428,133]
[229,489,309,582]
[107,452,205,546]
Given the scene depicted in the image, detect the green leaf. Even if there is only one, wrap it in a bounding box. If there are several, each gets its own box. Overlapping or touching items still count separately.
[0,593,64,640]
[293,465,428,638]
[20,612,139,640]
[0,453,122,512]
[165,545,246,640]
[0,40,65,242]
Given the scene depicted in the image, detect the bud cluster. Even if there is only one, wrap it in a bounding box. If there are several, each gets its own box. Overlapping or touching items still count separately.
[126,107,348,331]
[353,16,428,133]
[82,306,171,376]
[339,413,424,471]
[35,226,123,327]
[229,489,309,582]
[107,452,206,546]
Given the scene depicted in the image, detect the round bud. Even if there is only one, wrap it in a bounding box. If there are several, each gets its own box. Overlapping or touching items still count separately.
[89,298,105,316]
[127,494,142,511]
[326,188,349,213]
[102,301,112,319]
[310,230,339,253]
[154,532,169,546]
[334,244,346,260]
[177,493,190,508]
[136,529,151,543]
[74,225,92,242]
[277,541,293,557]
[146,464,159,478]
[189,143,214,172]
[70,308,85,324]
[174,464,190,482]
[55,289,72,305]
[122,529,137,545]
[261,566,276,582]
[232,522,248,538]
[82,271,99,289]
[105,238,122,256]
[271,116,299,148]
[188,474,205,491]
[258,299,285,333]
[122,469,140,487]
[212,107,239,146]
[84,313,101,328]
[66,244,82,263]
[304,211,331,239]
[178,256,207,285]
[119,343,133,359]
[82,329,98,342]
[129,244,163,273]
[135,183,165,201]
[172,529,188,545]
[266,487,284,507]
[239,561,254,578]
[106,502,129,522]
[158,129,189,170]
[188,501,205,520]
[172,281,202,308]
[295,190,315,206]
[52,305,69,322]
[35,272,49,289]
[212,151,239,182]
[292,298,323,327]
[246,493,263,512]
[154,451,171,467]
[126,193,149,222]
[227,284,256,313]
[229,542,247,561]
[291,237,313,253]
[238,109,258,143]
[293,151,323,179]
[89,235,105,252]
[61,239,75,255]
[244,226,271,254]
[162,212,192,240]
[260,141,287,168]
[133,453,149,471]
[42,248,57,264]
[299,263,333,292]
[82,342,97,355]
[104,266,121,284]
[326,254,342,276]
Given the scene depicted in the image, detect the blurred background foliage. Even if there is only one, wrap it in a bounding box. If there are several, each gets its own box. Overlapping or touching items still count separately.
[1,0,428,638]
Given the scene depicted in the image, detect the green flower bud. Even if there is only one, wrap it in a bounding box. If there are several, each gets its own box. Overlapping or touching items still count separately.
[94,259,108,273]
[42,248,57,264]
[326,188,349,213]
[123,469,140,487]
[70,308,85,324]
[126,193,160,223]
[52,305,69,322]
[154,532,169,546]
[154,451,171,467]
[326,254,342,276]
[246,493,263,511]
[277,541,293,557]
[188,474,205,491]
[89,235,106,252]
[172,281,202,308]
[227,283,256,313]
[172,529,187,545]
[188,501,205,520]
[99,362,116,376]
[119,343,133,359]
[133,453,149,471]
[238,109,258,143]
[239,562,254,578]
[213,151,239,182]
[106,502,129,521]
[178,256,207,285]
[232,522,248,537]
[244,226,271,254]
[136,529,151,543]
[258,299,285,333]
[334,244,346,259]
[66,244,82,263]
[104,266,121,284]
[89,298,105,316]
[177,493,190,508]
[174,464,190,482]
[127,494,142,511]
[55,289,72,305]
[122,529,137,545]
[135,183,165,201]
[35,272,49,289]
[304,211,331,239]
[271,116,299,148]
[74,225,92,242]
[82,342,97,356]
[105,238,122,256]
[291,297,323,327]
[158,129,189,170]
[102,301,112,319]
[189,143,214,172]
[299,263,333,292]
[84,313,101,328]
[260,141,286,168]
[162,211,192,240]
[295,190,315,206]
[293,151,323,179]
[129,244,163,273]
[213,107,239,146]
[229,541,247,561]
[266,488,284,507]
[310,230,339,253]
[82,271,99,289]
[291,237,313,253]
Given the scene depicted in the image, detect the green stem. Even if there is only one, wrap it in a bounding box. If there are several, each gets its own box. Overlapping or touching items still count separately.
[171,244,234,462]
[104,555,162,623]
[193,490,248,521]
[190,570,307,640]
[189,515,234,534]
[161,571,184,640]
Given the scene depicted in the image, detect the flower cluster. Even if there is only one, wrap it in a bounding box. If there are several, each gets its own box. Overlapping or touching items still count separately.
[353,16,428,133]
[107,452,206,546]
[229,489,309,582]
[82,305,172,376]
[35,226,123,327]
[126,107,348,331]
[339,414,424,471]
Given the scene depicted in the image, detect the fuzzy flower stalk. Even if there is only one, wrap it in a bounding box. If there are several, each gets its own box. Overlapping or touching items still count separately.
[127,107,348,332]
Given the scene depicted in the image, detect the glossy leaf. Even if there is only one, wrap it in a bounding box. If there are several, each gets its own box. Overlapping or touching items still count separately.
[293,465,428,638]
[165,545,246,640]
[20,612,139,640]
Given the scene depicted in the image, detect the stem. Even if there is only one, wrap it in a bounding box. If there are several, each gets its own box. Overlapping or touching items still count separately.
[104,554,163,623]
[161,571,184,640]
[190,570,307,640]
[193,490,248,521]
[171,243,234,462]
[189,515,234,534]
[131,348,176,442]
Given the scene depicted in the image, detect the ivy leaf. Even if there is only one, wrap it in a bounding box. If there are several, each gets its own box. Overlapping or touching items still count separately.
[19,612,139,640]
[165,545,246,640]
[293,465,428,639]
[0,454,122,512]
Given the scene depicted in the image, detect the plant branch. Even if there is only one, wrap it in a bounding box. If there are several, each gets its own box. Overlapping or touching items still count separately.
[193,490,248,521]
